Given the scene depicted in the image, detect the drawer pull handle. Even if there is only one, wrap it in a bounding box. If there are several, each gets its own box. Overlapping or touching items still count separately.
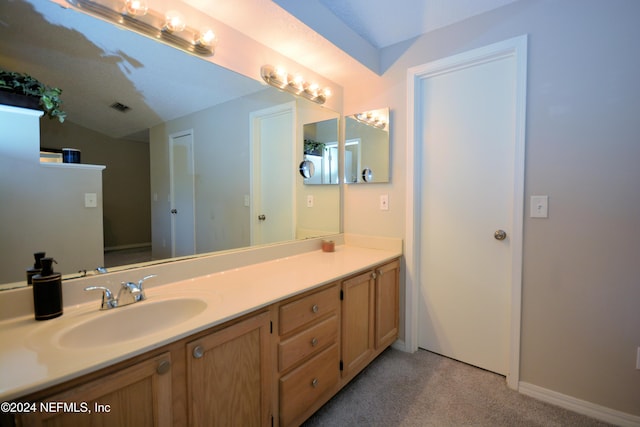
[311,337,318,347]
[156,360,171,375]
[311,304,319,313]
[193,345,204,359]
[311,378,319,388]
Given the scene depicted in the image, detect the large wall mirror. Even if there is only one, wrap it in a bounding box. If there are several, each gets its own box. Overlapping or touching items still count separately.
[344,107,390,184]
[0,0,340,288]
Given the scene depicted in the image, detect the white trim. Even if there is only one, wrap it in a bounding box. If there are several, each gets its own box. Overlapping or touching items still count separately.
[519,382,640,427]
[40,162,106,171]
[405,35,528,390]
[0,104,44,117]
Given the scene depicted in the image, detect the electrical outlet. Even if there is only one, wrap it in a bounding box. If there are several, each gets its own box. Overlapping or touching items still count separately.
[380,194,389,211]
[307,195,314,208]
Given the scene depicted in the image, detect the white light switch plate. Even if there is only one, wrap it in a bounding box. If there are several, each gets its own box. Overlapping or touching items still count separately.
[84,193,97,208]
[307,195,314,208]
[380,194,389,211]
[530,195,548,218]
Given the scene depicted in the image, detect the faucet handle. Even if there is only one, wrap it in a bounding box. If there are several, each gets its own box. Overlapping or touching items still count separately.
[85,286,116,310]
[138,274,157,299]
[137,275,157,292]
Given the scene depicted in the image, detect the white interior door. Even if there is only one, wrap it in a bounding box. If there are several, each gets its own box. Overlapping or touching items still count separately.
[250,103,296,245]
[169,131,195,257]
[417,48,519,375]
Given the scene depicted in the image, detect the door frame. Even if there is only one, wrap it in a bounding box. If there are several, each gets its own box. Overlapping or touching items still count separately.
[405,35,528,389]
[249,101,296,245]
[168,129,196,258]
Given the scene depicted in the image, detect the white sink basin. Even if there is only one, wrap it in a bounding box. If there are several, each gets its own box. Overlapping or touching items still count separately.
[57,298,208,349]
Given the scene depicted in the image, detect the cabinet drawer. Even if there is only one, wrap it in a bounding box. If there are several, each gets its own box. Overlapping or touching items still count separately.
[279,343,339,427]
[279,315,338,372]
[279,285,339,335]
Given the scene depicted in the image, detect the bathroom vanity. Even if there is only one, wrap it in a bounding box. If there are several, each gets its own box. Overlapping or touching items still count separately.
[0,239,401,426]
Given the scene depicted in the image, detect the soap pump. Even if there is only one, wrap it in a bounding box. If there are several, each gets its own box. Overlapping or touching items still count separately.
[31,257,63,320]
[26,251,46,285]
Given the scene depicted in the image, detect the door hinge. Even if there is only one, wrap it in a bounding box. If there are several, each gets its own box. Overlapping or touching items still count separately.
[339,360,343,371]
[340,290,344,300]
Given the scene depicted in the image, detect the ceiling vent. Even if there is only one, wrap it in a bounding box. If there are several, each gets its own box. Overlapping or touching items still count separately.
[110,102,131,113]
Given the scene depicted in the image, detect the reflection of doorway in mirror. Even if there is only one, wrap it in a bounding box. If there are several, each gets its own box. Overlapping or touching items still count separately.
[344,139,361,183]
[304,143,338,185]
[324,143,339,184]
[250,102,296,245]
[169,131,196,257]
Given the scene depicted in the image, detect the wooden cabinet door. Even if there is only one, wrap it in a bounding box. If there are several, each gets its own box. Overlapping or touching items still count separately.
[186,312,271,427]
[18,353,173,427]
[375,259,400,349]
[340,270,375,378]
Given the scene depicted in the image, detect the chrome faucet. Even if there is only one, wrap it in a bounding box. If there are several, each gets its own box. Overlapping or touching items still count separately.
[85,275,156,310]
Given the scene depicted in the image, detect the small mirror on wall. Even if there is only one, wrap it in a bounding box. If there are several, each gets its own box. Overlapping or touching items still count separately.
[345,107,390,184]
[302,118,339,185]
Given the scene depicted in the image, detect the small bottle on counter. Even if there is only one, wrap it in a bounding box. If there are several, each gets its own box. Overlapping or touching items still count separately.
[26,251,46,285]
[32,257,63,320]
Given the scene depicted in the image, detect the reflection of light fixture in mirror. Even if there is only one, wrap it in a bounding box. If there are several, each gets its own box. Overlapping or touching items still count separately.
[354,111,387,129]
[66,0,216,56]
[261,65,331,105]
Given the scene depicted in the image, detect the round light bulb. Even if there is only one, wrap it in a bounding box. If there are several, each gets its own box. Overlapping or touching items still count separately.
[196,29,217,47]
[322,87,332,98]
[291,74,304,91]
[164,10,186,32]
[124,0,148,16]
[307,83,319,97]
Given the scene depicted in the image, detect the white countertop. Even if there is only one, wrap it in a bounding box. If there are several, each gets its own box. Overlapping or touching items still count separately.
[0,244,401,401]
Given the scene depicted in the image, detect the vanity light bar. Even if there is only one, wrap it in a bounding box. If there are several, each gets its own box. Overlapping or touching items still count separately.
[66,0,217,57]
[260,65,331,105]
[353,112,387,129]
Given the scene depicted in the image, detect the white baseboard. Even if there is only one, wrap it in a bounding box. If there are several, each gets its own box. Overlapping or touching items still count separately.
[519,382,640,427]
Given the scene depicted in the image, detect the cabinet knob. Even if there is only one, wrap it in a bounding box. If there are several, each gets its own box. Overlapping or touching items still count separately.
[377,269,384,276]
[311,378,319,388]
[371,272,377,280]
[193,345,204,359]
[156,360,171,375]
[311,304,319,313]
[311,337,318,347]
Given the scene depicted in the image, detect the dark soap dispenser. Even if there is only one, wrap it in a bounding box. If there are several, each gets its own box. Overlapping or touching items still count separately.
[26,251,46,285]
[32,257,63,320]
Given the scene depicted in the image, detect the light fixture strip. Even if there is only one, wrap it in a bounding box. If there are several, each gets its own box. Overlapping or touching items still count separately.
[66,0,215,57]
[260,65,330,105]
[353,112,387,129]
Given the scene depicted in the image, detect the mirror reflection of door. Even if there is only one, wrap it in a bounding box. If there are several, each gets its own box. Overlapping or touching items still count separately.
[251,103,296,245]
[344,138,361,183]
[169,131,196,257]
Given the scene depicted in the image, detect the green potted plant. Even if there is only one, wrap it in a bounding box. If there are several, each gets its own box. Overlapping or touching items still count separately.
[0,69,66,122]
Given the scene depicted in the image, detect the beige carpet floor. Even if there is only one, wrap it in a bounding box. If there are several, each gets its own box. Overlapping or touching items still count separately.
[302,348,614,427]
